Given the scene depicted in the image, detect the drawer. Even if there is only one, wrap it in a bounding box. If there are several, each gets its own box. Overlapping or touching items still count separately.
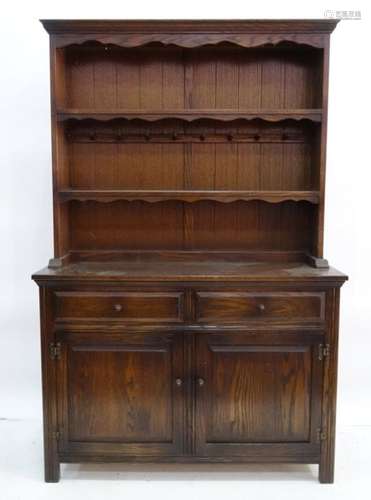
[54,291,184,322]
[195,291,325,323]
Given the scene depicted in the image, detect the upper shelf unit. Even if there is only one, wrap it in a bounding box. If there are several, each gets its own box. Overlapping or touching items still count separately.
[42,20,338,262]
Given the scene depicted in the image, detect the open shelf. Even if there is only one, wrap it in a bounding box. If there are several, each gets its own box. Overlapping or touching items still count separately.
[58,189,320,204]
[57,109,323,123]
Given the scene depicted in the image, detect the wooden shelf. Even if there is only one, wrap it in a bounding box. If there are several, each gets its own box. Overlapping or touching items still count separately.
[58,189,320,204]
[57,109,323,123]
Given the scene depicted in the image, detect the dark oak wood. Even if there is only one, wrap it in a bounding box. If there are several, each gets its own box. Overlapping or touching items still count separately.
[39,287,60,482]
[41,19,338,50]
[57,190,321,204]
[41,19,339,34]
[34,19,346,483]
[58,44,323,111]
[54,290,184,322]
[57,109,323,122]
[67,200,316,253]
[195,291,325,323]
[56,332,184,456]
[194,332,323,457]
[319,287,341,483]
[33,259,346,284]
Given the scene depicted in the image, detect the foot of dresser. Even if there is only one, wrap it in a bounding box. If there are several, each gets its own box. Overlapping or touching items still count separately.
[44,459,60,483]
[319,459,335,483]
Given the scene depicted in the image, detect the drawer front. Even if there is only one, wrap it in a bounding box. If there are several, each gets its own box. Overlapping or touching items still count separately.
[54,291,184,322]
[195,291,325,323]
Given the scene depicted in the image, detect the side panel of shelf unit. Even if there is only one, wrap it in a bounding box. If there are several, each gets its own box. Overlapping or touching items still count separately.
[50,42,70,263]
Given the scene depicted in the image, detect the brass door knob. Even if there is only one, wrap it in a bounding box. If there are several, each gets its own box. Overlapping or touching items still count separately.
[175,378,183,386]
[197,378,205,386]
[113,304,123,312]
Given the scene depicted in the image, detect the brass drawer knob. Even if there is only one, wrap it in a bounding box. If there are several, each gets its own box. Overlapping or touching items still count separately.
[258,303,265,312]
[197,378,205,387]
[175,378,183,386]
[113,303,123,312]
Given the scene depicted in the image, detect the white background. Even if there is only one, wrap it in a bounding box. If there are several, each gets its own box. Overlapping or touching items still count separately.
[1,0,370,497]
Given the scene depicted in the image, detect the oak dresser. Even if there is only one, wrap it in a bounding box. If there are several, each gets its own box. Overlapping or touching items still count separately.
[33,19,347,482]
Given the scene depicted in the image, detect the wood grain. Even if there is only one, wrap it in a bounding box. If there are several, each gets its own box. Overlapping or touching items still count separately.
[195,291,325,323]
[67,200,316,253]
[54,291,184,322]
[57,332,184,455]
[195,331,323,456]
[62,45,322,111]
[41,20,339,50]
[58,191,320,204]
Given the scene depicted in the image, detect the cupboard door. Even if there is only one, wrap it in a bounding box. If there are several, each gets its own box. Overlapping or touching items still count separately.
[195,332,323,459]
[57,332,184,457]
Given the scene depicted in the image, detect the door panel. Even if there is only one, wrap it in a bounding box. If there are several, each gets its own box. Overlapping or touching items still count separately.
[195,332,323,458]
[57,332,184,456]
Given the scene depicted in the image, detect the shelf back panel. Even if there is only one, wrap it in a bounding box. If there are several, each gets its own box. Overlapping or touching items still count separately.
[68,200,315,254]
[60,45,323,110]
[66,120,318,191]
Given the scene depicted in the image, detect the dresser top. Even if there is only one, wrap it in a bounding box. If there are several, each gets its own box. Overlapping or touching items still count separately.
[32,260,347,285]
